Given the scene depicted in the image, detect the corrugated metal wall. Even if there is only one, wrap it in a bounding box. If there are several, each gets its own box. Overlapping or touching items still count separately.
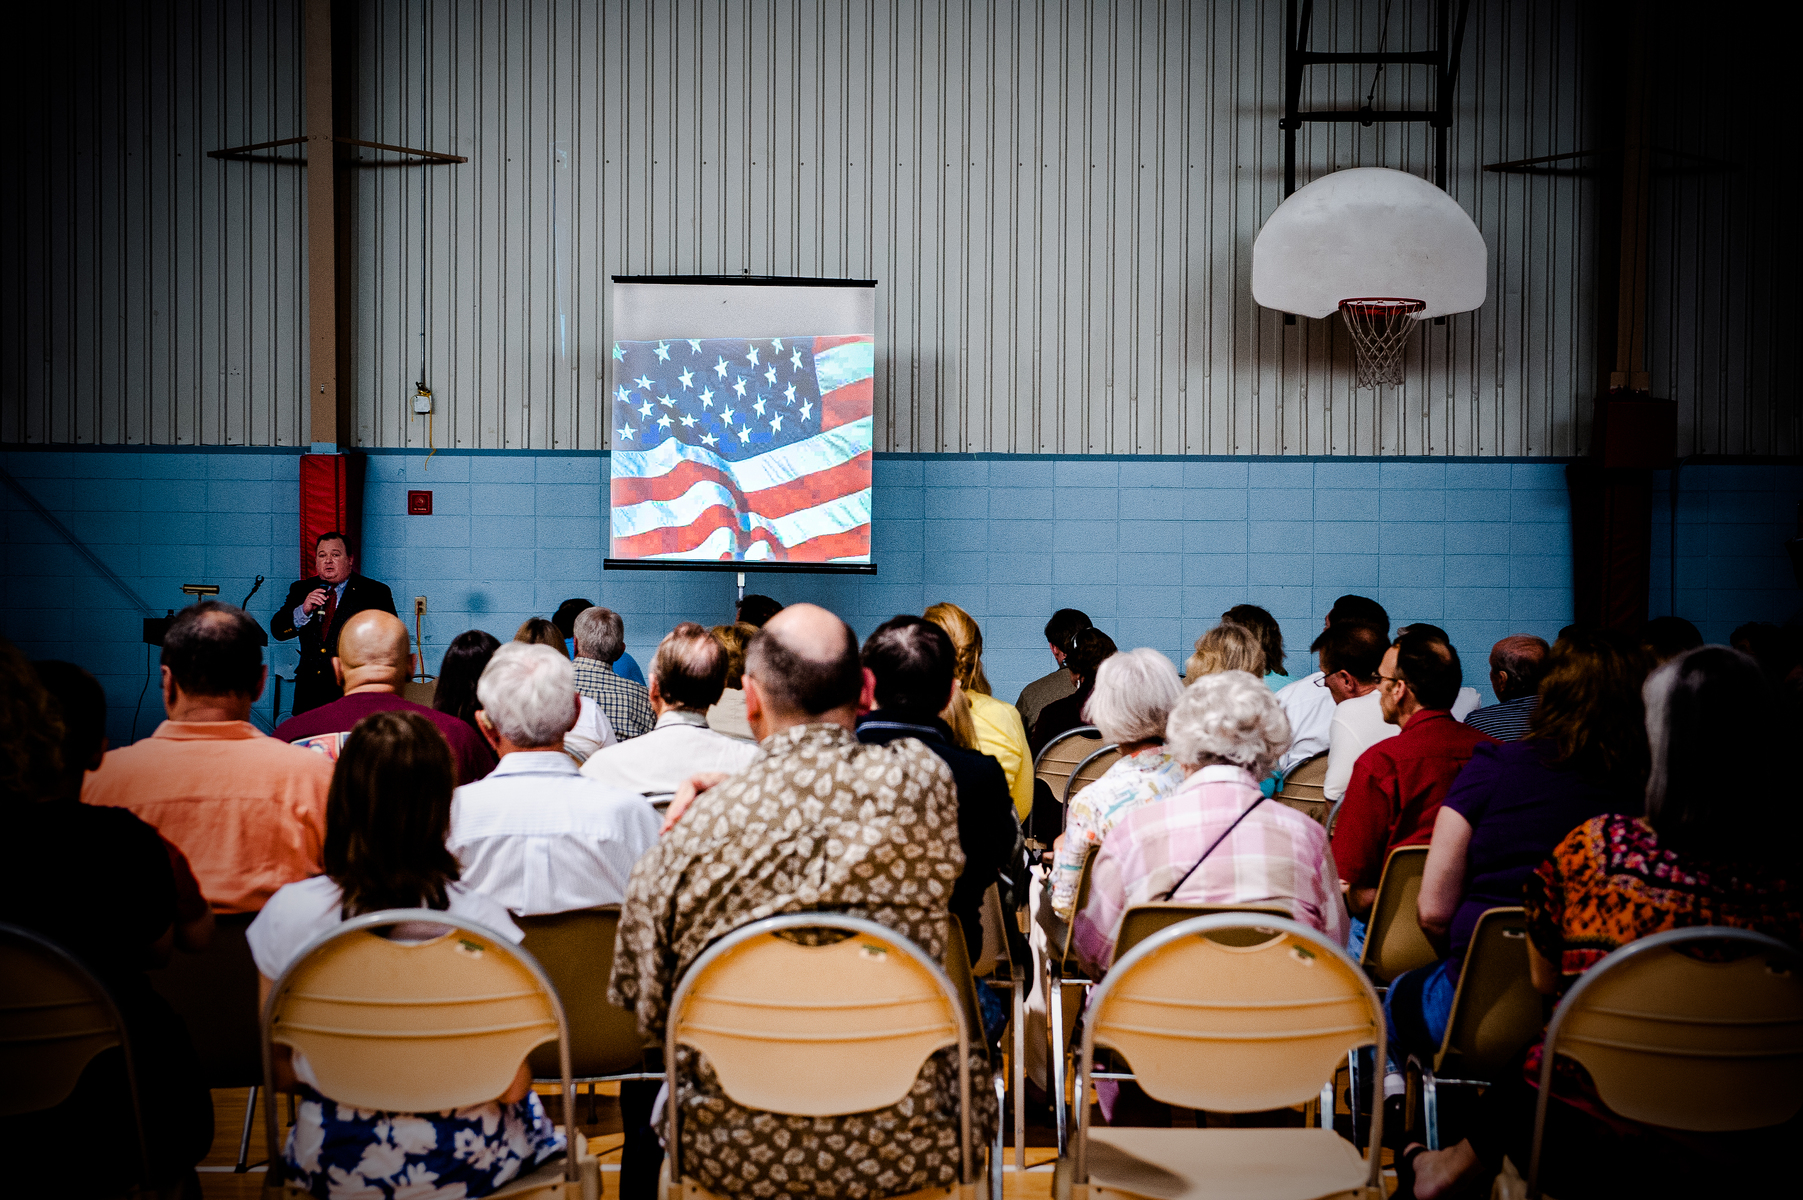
[3,1,1790,456]
[0,0,308,446]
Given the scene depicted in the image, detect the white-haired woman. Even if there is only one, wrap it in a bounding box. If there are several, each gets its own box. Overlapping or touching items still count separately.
[1072,670,1347,977]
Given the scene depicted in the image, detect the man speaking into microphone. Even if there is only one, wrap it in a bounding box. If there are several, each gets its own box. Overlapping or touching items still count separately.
[270,531,397,716]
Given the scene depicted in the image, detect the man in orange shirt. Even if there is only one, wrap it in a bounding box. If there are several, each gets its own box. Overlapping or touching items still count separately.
[84,602,333,913]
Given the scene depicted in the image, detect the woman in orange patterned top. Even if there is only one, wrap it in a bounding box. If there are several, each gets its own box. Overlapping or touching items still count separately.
[1405,645,1802,1200]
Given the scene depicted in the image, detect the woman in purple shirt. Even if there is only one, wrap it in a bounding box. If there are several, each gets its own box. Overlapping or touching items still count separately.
[1386,629,1652,1063]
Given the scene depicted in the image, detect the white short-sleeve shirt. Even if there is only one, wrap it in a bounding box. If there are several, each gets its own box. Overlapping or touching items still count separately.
[246,875,524,982]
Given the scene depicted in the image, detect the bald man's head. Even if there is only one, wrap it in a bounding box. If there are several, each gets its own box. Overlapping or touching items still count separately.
[745,603,863,718]
[334,610,412,692]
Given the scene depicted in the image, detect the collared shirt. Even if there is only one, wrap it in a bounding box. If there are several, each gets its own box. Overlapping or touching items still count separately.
[272,690,497,784]
[1051,745,1187,918]
[1275,671,1336,773]
[580,709,762,795]
[1334,709,1498,895]
[705,687,754,741]
[448,751,661,916]
[290,577,349,627]
[1073,764,1348,974]
[1324,689,1399,802]
[1464,694,1540,742]
[82,720,333,913]
[572,656,655,740]
[563,695,618,763]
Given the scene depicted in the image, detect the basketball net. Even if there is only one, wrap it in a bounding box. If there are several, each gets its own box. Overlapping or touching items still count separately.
[1338,297,1424,388]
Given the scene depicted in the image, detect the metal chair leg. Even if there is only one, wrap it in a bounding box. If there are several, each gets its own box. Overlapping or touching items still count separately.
[1345,1049,1363,1148]
[235,1085,259,1173]
[1011,965,1026,1170]
[1319,1082,1334,1128]
[991,1074,1007,1200]
[1047,965,1067,1153]
[1421,1066,1441,1150]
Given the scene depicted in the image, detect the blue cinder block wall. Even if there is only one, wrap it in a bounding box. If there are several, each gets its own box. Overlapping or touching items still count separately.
[5,446,1799,748]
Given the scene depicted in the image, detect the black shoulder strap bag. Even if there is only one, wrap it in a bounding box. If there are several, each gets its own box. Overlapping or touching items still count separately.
[1155,793,1267,902]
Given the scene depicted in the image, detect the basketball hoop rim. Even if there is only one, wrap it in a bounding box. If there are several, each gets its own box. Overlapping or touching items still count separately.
[1337,296,1427,314]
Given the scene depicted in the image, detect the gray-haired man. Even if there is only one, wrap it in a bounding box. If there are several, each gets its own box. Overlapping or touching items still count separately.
[572,606,655,739]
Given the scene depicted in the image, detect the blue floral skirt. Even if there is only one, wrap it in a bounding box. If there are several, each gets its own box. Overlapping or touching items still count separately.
[282,1086,565,1199]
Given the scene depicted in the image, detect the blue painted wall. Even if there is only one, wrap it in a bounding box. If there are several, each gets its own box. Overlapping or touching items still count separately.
[5,447,1799,749]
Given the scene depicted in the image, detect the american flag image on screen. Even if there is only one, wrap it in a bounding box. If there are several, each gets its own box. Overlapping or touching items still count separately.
[609,335,874,562]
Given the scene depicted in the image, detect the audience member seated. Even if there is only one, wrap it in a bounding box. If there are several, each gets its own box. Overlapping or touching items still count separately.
[1462,634,1550,741]
[84,602,332,913]
[1275,594,1389,774]
[927,600,1034,820]
[1021,648,1185,1091]
[1223,603,1292,689]
[450,643,659,916]
[735,592,783,627]
[1388,630,1650,1064]
[1404,645,1803,1200]
[1029,626,1120,756]
[1015,607,1093,731]
[2,649,214,1198]
[581,622,762,796]
[705,621,758,740]
[433,628,501,738]
[248,710,565,1198]
[1183,621,1265,682]
[610,604,993,1200]
[516,616,616,759]
[1396,623,1484,719]
[1318,620,1394,803]
[1640,613,1703,665]
[273,609,496,782]
[555,596,644,684]
[1335,630,1496,930]
[1074,669,1346,978]
[857,615,1021,959]
[570,606,654,740]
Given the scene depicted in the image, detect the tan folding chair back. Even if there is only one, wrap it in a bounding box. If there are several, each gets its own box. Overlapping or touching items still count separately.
[671,920,962,1117]
[1066,745,1122,799]
[1056,844,1101,968]
[267,916,561,1114]
[1034,726,1104,804]
[518,907,647,1080]
[1436,907,1541,1077]
[1275,752,1330,825]
[943,922,989,1064]
[1116,903,1293,958]
[0,924,130,1117]
[1359,844,1436,984]
[1088,917,1380,1114]
[1541,927,1803,1134]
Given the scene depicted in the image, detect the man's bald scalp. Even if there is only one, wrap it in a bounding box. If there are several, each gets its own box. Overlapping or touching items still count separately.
[746,603,863,717]
[335,609,411,670]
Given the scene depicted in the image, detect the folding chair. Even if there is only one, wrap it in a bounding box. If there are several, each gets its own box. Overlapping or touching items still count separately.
[1117,902,1294,958]
[1347,843,1435,1145]
[1034,726,1107,806]
[1053,914,1388,1200]
[1,922,152,1190]
[1047,844,1100,1152]
[1274,751,1331,825]
[517,906,661,1123]
[1525,926,1803,1199]
[1404,907,1544,1149]
[969,884,1028,1170]
[660,913,991,1200]
[146,910,267,1172]
[948,914,1016,1192]
[259,909,599,1198]
[1065,744,1123,801]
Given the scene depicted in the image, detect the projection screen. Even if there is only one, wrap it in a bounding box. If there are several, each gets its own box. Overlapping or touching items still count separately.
[607,276,876,567]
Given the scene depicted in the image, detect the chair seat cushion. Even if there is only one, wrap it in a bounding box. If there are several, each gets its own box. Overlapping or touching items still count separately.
[1085,1126,1369,1200]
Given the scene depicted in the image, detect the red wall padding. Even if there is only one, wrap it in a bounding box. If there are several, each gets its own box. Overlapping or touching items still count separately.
[298,454,363,575]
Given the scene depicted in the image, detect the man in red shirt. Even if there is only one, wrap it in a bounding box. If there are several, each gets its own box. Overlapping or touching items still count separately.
[1335,628,1496,920]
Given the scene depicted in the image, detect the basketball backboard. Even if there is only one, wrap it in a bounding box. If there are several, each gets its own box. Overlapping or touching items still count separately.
[1252,167,1486,320]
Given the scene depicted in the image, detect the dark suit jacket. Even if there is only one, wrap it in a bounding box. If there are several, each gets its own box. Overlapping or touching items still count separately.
[269,574,398,716]
[856,711,1022,960]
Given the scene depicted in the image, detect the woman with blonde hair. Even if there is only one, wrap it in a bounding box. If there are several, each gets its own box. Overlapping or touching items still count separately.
[925,601,1033,819]
[1184,622,1265,683]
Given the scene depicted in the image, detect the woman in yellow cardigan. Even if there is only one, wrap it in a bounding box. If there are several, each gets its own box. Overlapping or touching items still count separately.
[924,601,1035,820]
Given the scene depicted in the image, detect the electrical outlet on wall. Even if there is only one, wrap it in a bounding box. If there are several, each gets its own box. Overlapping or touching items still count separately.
[414,596,427,617]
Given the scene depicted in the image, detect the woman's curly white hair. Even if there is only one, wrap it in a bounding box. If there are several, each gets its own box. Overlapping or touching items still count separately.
[1164,669,1292,777]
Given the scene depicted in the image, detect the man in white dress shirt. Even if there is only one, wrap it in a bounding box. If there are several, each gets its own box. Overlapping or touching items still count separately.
[1275,595,1390,774]
[581,622,762,796]
[1320,621,1397,803]
[449,642,661,916]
